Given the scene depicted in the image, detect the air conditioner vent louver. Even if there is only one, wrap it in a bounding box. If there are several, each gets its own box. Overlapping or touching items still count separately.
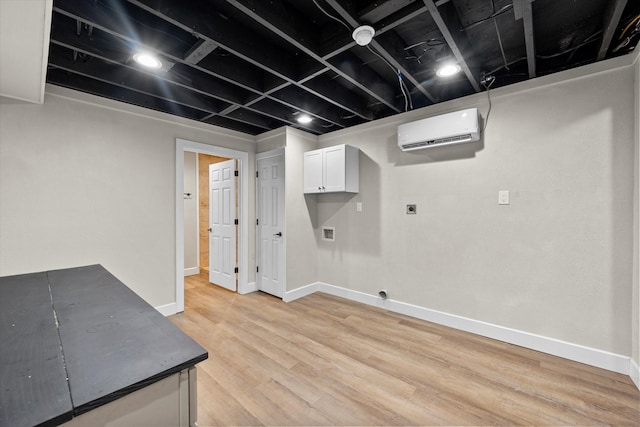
[398,108,479,151]
[401,134,473,150]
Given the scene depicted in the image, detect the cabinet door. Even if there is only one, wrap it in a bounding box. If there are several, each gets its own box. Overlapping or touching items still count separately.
[303,149,323,193]
[323,145,346,192]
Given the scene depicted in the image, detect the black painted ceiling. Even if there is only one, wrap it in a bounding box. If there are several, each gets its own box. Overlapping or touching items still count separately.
[46,0,639,136]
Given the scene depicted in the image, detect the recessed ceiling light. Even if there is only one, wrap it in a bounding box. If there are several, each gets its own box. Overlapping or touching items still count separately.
[296,114,313,124]
[133,52,162,69]
[436,63,461,77]
[352,25,375,46]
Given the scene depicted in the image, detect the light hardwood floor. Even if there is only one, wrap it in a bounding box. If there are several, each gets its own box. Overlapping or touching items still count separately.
[170,273,639,426]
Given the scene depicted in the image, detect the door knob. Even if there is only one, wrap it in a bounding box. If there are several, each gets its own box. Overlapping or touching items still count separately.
[273,232,282,237]
[208,227,212,232]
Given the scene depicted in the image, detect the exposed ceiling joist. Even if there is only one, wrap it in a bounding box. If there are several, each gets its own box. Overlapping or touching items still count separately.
[126,0,364,130]
[422,0,481,92]
[39,0,636,136]
[374,2,428,37]
[184,39,218,65]
[513,0,536,78]
[50,16,335,133]
[323,0,437,105]
[597,0,629,60]
[224,0,402,113]
[319,2,430,60]
[48,51,228,115]
[358,0,414,24]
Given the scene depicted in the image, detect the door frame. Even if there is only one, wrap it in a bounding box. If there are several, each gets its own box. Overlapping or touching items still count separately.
[176,138,249,313]
[255,148,286,297]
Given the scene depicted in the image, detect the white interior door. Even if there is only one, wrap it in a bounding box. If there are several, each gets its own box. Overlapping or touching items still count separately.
[256,152,285,298]
[209,159,237,291]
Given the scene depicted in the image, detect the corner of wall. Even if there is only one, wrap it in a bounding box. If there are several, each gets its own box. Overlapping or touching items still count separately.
[285,126,320,143]
[255,126,288,153]
[283,130,319,291]
[155,302,178,317]
[632,49,640,386]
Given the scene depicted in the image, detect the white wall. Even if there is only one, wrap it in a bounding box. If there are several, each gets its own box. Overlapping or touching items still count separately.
[183,151,198,274]
[255,127,287,154]
[0,0,52,104]
[0,85,254,307]
[308,56,636,357]
[284,128,319,290]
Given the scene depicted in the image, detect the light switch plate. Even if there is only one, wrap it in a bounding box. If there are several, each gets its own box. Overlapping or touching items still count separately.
[356,202,362,212]
[498,190,510,205]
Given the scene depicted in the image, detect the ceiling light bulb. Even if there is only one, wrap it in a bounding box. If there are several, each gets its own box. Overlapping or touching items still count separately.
[133,52,162,69]
[436,63,461,77]
[296,114,313,124]
[352,25,375,46]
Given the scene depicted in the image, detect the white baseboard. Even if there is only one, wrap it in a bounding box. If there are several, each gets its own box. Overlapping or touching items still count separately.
[183,267,199,276]
[239,281,258,295]
[285,282,631,377]
[283,282,320,302]
[631,358,640,390]
[155,302,177,317]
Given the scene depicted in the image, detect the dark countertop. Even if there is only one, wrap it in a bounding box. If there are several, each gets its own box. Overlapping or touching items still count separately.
[0,265,208,427]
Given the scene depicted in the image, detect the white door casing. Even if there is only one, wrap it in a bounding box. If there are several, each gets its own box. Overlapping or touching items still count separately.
[209,159,237,291]
[176,139,249,314]
[256,150,285,298]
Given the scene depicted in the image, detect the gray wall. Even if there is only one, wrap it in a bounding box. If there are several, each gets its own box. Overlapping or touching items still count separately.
[307,58,636,356]
[0,85,255,307]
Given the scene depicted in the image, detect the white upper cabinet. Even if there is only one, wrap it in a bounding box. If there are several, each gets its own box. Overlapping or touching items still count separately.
[303,149,324,193]
[303,144,359,193]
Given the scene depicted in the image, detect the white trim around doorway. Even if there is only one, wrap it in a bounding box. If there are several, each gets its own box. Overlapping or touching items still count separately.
[175,138,250,313]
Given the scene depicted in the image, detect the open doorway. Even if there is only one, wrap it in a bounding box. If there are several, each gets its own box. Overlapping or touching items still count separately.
[176,138,250,314]
[184,153,238,291]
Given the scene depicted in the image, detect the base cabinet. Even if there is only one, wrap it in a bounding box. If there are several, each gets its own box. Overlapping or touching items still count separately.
[60,369,198,427]
[303,144,359,193]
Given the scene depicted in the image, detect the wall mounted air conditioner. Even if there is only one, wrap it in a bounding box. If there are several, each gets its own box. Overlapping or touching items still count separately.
[397,108,480,151]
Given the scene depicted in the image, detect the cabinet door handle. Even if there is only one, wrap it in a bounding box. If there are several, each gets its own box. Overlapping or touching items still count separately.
[273,232,282,237]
